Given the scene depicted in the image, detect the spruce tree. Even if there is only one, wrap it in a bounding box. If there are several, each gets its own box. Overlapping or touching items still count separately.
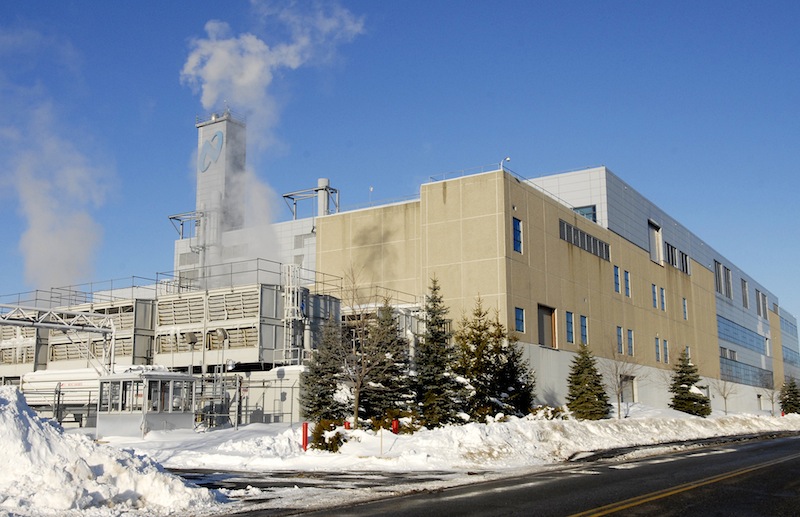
[415,277,464,427]
[669,349,711,417]
[300,318,347,422]
[566,344,611,420]
[358,299,413,427]
[453,298,535,422]
[779,378,800,414]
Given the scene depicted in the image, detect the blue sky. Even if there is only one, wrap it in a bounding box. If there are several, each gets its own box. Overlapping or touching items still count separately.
[1,1,798,317]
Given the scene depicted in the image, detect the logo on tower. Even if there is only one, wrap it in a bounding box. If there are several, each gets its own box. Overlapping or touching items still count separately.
[199,131,224,172]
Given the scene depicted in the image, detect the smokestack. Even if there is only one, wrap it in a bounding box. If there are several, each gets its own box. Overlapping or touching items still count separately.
[317,178,330,216]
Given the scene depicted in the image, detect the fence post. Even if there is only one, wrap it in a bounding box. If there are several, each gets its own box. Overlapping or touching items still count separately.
[302,421,309,451]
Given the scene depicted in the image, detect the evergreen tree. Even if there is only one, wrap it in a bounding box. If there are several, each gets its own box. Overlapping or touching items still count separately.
[779,378,800,414]
[453,298,535,422]
[300,318,347,421]
[566,344,611,420]
[669,349,711,417]
[357,299,413,427]
[414,277,464,427]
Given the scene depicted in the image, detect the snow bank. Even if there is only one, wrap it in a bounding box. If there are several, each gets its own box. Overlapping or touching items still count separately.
[0,386,222,516]
[109,404,800,474]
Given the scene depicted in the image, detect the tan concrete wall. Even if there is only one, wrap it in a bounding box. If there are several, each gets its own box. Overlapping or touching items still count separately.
[316,169,723,390]
[316,200,421,300]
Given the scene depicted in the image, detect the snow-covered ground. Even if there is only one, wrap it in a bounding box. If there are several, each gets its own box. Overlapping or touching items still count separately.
[2,385,799,516]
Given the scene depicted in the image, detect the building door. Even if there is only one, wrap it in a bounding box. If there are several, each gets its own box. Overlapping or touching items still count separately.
[537,305,555,348]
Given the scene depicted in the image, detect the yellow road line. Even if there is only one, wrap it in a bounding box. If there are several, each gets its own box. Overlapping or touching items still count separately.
[569,451,800,517]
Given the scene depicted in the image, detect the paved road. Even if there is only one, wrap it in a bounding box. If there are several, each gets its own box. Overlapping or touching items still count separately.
[295,435,800,516]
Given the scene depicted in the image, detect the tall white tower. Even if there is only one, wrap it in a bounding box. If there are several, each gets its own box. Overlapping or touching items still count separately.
[194,110,246,269]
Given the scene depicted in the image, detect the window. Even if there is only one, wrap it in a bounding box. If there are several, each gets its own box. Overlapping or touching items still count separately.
[513,217,522,253]
[614,266,621,293]
[679,251,690,275]
[665,242,677,267]
[515,307,525,332]
[627,329,634,356]
[652,284,658,308]
[617,326,623,354]
[655,337,661,362]
[663,339,669,364]
[714,261,732,298]
[648,220,662,263]
[559,220,610,261]
[574,205,597,222]
[580,315,588,345]
[660,287,666,311]
[624,271,631,297]
[742,279,749,309]
[756,290,768,318]
[566,312,574,344]
[683,298,688,320]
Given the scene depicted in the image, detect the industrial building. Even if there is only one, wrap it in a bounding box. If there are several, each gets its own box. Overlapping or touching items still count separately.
[1,111,798,432]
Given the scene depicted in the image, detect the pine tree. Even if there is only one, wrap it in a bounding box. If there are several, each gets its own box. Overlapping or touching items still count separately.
[779,378,800,414]
[300,318,347,422]
[453,298,535,422]
[566,344,611,420]
[358,299,413,427]
[415,277,464,427]
[669,349,711,417]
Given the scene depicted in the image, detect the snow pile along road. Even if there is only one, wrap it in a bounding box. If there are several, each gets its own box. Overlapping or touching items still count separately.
[111,405,800,474]
[0,386,222,516]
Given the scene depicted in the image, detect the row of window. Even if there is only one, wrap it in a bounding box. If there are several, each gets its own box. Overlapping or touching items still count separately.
[612,267,689,320]
[664,242,691,274]
[616,326,635,356]
[654,337,670,363]
[720,356,772,388]
[516,307,685,366]
[717,315,767,355]
[715,261,770,319]
[783,346,800,368]
[613,266,631,297]
[559,220,610,261]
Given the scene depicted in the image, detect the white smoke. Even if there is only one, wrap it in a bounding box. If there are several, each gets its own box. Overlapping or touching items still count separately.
[180,2,363,270]
[7,104,108,289]
[181,2,364,153]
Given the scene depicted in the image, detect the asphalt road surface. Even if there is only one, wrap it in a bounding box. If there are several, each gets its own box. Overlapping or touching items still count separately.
[296,435,800,517]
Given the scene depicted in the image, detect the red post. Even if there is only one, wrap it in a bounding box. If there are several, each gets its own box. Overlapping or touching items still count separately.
[344,421,351,430]
[302,422,309,451]
[391,418,399,434]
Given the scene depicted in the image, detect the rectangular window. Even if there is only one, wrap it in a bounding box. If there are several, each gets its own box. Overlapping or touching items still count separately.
[725,267,732,299]
[715,261,732,298]
[566,311,574,344]
[617,326,624,354]
[729,349,738,361]
[627,329,634,356]
[679,251,691,275]
[574,205,597,222]
[665,242,677,267]
[614,266,621,293]
[513,217,522,253]
[742,279,749,309]
[624,271,631,297]
[655,337,661,362]
[580,315,588,345]
[652,284,658,308]
[660,287,666,311]
[663,339,669,364]
[756,290,768,318]
[515,307,525,332]
[682,298,688,320]
[648,220,662,263]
